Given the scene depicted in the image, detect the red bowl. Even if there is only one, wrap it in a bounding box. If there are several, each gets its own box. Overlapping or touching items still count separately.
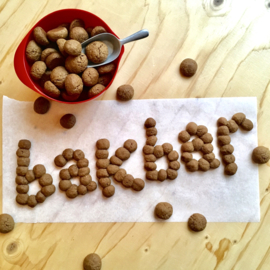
[14,9,124,104]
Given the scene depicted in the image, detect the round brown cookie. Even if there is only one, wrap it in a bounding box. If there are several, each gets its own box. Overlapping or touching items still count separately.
[60,114,76,129]
[224,163,238,175]
[181,142,194,153]
[115,147,130,161]
[82,67,99,87]
[86,41,108,63]
[155,202,173,220]
[103,185,115,197]
[158,169,167,181]
[68,165,78,177]
[16,166,28,176]
[232,113,246,125]
[27,195,38,208]
[97,63,115,74]
[203,153,215,163]
[178,130,190,143]
[166,169,178,180]
[218,135,231,146]
[167,150,179,161]
[66,184,78,198]
[16,149,30,158]
[39,174,53,186]
[62,148,74,161]
[223,154,235,164]
[98,178,111,188]
[124,139,137,153]
[144,162,157,171]
[78,185,87,195]
[144,118,156,128]
[186,159,199,172]
[47,27,68,42]
[192,138,204,151]
[143,145,154,155]
[83,253,102,270]
[198,158,210,171]
[54,155,67,167]
[98,74,111,86]
[33,164,46,178]
[59,180,72,191]
[146,170,158,181]
[227,120,238,133]
[110,156,123,166]
[73,149,85,160]
[15,176,28,185]
[188,213,207,231]
[64,39,82,56]
[200,133,213,144]
[50,66,68,89]
[114,169,126,182]
[41,185,55,197]
[169,161,180,170]
[132,178,145,191]
[26,40,42,62]
[17,158,30,167]
[78,167,90,177]
[36,191,46,203]
[210,159,220,169]
[146,136,157,146]
[181,152,193,163]
[25,170,35,182]
[217,117,228,126]
[41,48,57,62]
[18,139,31,149]
[65,54,88,74]
[122,174,134,188]
[144,154,157,162]
[96,169,109,178]
[45,52,65,70]
[80,175,92,186]
[162,143,173,154]
[88,84,106,98]
[153,145,164,158]
[186,122,197,135]
[201,144,214,154]
[241,119,253,131]
[33,26,49,46]
[87,181,97,192]
[106,165,119,175]
[0,214,15,233]
[56,38,68,57]
[43,81,61,99]
[146,127,158,136]
[77,158,89,168]
[116,85,134,101]
[220,144,234,155]
[96,159,110,169]
[16,194,29,205]
[91,26,106,37]
[70,19,85,31]
[95,150,109,159]
[58,170,71,184]
[180,58,197,77]
[196,125,208,137]
[16,185,29,194]
[252,146,270,164]
[217,126,230,136]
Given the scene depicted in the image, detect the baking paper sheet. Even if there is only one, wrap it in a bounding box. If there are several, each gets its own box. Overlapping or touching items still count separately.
[2,96,259,222]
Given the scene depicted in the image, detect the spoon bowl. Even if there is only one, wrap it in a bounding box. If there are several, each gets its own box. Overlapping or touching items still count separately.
[82,29,149,68]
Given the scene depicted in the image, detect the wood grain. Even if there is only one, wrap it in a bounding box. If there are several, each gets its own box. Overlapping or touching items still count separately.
[1,0,270,269]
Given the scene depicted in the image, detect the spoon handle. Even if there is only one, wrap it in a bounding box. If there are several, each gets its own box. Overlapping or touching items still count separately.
[120,29,149,46]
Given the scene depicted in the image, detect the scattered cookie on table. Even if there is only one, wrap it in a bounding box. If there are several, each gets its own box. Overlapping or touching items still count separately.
[188,213,207,232]
[179,58,198,77]
[155,202,173,220]
[116,84,134,101]
[34,97,51,114]
[83,253,102,270]
[252,146,270,164]
[60,114,76,129]
[0,214,15,234]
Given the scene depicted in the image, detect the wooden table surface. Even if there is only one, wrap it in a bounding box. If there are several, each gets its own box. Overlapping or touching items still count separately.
[1,0,270,269]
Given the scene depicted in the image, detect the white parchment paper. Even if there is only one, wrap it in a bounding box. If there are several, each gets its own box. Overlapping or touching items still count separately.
[2,96,259,222]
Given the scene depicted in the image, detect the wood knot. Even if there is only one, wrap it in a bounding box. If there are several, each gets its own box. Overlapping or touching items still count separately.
[2,238,24,262]
[6,242,18,254]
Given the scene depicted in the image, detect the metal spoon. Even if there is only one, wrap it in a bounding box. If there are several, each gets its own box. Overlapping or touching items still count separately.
[81,29,149,68]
